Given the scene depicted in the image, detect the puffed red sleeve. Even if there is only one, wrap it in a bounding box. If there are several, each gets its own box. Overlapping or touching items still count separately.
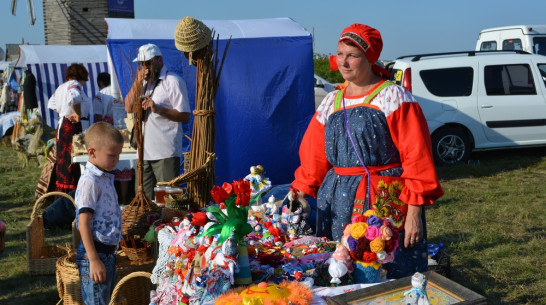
[387,98,444,205]
[292,113,332,198]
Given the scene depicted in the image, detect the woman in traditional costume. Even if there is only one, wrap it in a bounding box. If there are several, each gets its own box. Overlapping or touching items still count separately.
[48,63,90,193]
[291,24,444,278]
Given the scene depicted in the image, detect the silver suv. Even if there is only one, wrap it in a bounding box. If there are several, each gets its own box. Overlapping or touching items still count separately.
[388,51,546,165]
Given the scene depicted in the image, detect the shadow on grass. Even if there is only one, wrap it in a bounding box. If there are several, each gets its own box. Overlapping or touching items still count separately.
[436,147,546,181]
[429,231,545,305]
[0,197,31,212]
[0,271,59,304]
[451,259,504,305]
[428,232,501,304]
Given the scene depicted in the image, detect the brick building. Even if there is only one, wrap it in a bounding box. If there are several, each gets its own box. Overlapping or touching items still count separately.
[43,0,134,45]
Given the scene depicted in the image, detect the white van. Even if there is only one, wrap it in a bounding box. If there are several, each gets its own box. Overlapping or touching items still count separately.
[388,51,546,165]
[476,25,546,56]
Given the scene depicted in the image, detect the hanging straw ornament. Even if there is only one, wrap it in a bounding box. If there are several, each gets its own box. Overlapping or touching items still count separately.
[174,16,212,65]
[171,16,231,207]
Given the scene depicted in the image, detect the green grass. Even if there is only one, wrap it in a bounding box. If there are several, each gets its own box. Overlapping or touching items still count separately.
[1,144,546,304]
[0,144,65,304]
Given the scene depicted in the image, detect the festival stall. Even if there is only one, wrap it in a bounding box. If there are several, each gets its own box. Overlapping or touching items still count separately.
[105,17,315,185]
[15,45,109,130]
[42,17,487,305]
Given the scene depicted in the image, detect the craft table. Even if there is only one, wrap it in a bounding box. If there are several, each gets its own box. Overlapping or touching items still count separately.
[72,152,138,172]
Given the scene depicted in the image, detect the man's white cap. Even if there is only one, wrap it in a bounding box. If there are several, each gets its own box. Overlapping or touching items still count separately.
[133,43,162,62]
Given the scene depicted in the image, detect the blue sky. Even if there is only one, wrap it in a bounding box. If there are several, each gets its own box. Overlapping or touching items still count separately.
[1,0,545,60]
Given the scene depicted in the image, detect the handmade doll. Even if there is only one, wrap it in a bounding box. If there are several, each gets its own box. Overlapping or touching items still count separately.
[326,257,348,284]
[189,236,239,304]
[404,272,430,305]
[244,165,272,197]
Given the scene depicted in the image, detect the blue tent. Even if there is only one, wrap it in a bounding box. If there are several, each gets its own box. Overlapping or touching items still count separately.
[105,17,315,186]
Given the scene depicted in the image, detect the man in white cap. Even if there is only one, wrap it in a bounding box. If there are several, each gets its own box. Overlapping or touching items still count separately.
[125,43,191,200]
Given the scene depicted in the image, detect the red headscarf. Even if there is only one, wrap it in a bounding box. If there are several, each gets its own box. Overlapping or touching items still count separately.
[331,23,391,77]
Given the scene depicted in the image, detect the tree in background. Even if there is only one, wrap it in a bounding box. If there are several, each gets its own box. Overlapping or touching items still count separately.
[313,53,344,84]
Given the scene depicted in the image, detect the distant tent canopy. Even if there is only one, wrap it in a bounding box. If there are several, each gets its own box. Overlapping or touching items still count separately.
[106,17,315,185]
[16,45,108,129]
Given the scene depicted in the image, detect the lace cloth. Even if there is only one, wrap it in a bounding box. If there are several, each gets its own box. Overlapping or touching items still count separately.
[151,226,177,284]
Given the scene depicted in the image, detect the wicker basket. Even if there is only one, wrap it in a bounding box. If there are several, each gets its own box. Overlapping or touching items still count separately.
[164,187,193,211]
[54,250,155,305]
[115,251,154,281]
[56,248,83,305]
[26,191,80,275]
[119,235,153,261]
[109,271,154,305]
[121,192,160,236]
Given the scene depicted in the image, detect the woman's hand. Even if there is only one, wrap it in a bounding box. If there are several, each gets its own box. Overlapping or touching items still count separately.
[404,204,423,248]
[66,112,80,123]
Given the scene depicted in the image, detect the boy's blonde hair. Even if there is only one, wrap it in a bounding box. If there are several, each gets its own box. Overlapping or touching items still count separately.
[85,122,124,149]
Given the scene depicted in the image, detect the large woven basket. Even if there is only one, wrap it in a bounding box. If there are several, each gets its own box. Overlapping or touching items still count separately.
[26,191,80,275]
[55,247,83,305]
[109,271,154,305]
[54,250,155,305]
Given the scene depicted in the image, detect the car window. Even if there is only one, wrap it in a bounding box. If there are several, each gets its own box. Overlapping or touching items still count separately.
[480,41,497,51]
[537,64,546,87]
[484,64,537,95]
[533,37,546,56]
[419,67,473,97]
[502,39,523,51]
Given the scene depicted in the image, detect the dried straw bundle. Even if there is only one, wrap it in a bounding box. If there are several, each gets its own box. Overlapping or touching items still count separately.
[174,16,230,207]
[186,31,231,207]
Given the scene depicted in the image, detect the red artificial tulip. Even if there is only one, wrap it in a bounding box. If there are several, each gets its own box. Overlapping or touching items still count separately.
[222,182,233,196]
[211,185,229,204]
[233,179,252,207]
[191,212,208,227]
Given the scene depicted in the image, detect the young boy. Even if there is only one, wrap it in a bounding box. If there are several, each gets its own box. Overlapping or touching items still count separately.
[75,122,124,305]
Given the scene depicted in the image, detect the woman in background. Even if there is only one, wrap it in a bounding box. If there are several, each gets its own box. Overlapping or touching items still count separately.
[48,63,90,193]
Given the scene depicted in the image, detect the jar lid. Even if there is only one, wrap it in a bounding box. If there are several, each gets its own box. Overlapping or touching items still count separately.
[167,187,182,193]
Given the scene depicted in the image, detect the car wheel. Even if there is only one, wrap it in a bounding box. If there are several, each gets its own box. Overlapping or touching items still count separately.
[431,127,472,166]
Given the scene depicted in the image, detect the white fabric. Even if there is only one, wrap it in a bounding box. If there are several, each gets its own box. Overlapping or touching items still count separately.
[142,66,190,160]
[0,111,20,137]
[16,45,107,68]
[315,85,416,125]
[309,283,383,304]
[0,83,11,112]
[48,80,92,130]
[93,85,127,129]
[93,85,114,119]
[105,17,311,40]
